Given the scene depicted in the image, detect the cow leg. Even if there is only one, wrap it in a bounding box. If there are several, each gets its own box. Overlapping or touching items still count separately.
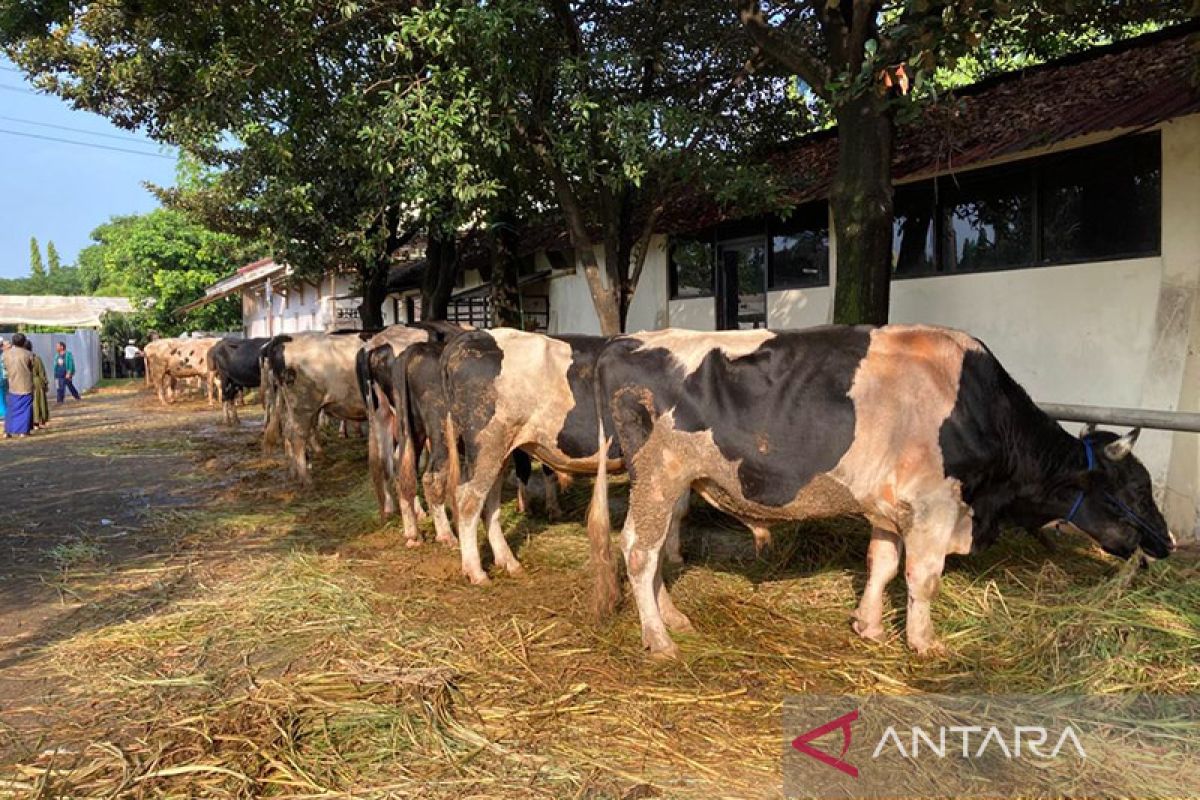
[902,497,964,656]
[516,482,529,514]
[513,450,532,514]
[286,409,318,485]
[664,491,691,565]
[624,482,691,658]
[853,527,902,643]
[368,418,396,521]
[484,476,523,576]
[422,463,456,547]
[542,465,562,521]
[368,389,398,521]
[431,504,455,547]
[397,438,423,547]
[456,476,492,585]
[414,494,428,521]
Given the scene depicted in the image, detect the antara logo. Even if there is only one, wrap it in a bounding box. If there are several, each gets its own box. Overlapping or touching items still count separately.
[792,709,1089,779]
[791,709,860,778]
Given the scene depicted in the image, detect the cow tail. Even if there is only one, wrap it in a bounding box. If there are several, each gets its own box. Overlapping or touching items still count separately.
[259,340,282,454]
[395,353,419,513]
[588,422,620,619]
[444,413,461,525]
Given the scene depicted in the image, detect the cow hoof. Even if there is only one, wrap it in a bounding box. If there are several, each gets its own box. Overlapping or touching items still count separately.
[502,561,525,577]
[852,618,888,644]
[435,535,458,548]
[910,639,948,659]
[405,538,423,549]
[465,571,491,586]
[662,611,694,634]
[645,641,681,661]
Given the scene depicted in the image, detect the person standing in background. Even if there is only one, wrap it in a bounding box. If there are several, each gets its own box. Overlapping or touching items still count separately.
[124,339,143,378]
[0,337,9,422]
[23,338,50,429]
[54,341,82,403]
[3,333,35,437]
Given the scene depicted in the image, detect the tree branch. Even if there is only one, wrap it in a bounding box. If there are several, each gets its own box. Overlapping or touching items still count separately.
[735,0,829,96]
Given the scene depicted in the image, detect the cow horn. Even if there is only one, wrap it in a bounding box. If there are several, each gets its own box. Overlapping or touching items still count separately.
[1104,427,1141,461]
[1079,422,1098,438]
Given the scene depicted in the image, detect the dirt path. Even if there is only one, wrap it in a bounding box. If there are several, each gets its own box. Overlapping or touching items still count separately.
[0,383,226,727]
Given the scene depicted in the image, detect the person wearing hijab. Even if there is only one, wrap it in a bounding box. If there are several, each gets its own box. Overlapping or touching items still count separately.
[22,339,49,429]
[3,332,36,437]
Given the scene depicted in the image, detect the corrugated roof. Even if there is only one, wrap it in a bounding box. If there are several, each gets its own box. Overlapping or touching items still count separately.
[0,295,134,327]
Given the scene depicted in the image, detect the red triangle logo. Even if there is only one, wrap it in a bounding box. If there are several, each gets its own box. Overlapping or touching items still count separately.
[791,708,859,778]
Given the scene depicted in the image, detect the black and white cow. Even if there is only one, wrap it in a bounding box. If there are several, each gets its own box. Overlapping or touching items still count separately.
[588,324,1174,658]
[356,322,466,539]
[442,329,630,584]
[209,337,271,425]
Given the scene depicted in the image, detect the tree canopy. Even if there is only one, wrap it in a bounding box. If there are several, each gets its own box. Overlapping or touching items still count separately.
[2,1,1191,329]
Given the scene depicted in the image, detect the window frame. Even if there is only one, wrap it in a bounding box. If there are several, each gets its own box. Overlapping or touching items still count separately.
[668,234,717,300]
[767,201,831,290]
[668,201,832,300]
[892,131,1162,280]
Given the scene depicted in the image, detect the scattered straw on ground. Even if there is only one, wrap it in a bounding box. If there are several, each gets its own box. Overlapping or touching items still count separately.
[1,389,1197,798]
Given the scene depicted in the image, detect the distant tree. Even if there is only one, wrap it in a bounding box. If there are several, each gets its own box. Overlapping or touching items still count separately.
[45,240,61,277]
[28,237,46,292]
[2,1,455,328]
[73,209,252,334]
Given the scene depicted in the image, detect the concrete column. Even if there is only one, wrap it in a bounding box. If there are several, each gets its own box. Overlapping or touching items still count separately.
[1140,114,1200,542]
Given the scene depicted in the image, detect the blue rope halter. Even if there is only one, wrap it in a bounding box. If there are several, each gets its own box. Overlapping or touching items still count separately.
[1064,438,1095,525]
[1064,436,1160,538]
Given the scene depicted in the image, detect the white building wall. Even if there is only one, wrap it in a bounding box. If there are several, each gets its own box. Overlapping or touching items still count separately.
[888,258,1162,408]
[652,115,1200,538]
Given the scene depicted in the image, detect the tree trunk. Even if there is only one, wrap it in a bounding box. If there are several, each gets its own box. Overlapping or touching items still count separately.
[489,213,522,328]
[577,246,621,336]
[358,258,389,329]
[421,231,457,321]
[830,93,894,325]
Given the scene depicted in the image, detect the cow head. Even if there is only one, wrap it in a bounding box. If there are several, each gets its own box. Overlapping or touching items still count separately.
[1063,426,1173,560]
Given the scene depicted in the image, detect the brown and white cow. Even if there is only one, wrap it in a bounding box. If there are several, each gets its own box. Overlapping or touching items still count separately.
[145,337,223,406]
[441,328,692,585]
[588,325,1174,658]
[262,331,371,484]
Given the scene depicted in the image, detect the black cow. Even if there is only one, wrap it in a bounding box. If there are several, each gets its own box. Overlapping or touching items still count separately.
[209,337,271,425]
[588,325,1174,658]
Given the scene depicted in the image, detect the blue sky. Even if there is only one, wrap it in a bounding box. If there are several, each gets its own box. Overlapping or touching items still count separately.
[0,56,178,280]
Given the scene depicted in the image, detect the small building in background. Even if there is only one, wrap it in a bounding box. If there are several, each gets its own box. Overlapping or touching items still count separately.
[181,258,402,336]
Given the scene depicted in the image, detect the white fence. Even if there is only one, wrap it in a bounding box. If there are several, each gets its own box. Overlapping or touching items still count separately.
[27,330,102,393]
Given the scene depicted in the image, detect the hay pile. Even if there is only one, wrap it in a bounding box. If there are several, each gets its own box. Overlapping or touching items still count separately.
[1,426,1197,798]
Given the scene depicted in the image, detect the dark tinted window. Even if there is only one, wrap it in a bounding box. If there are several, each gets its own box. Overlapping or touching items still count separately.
[669,238,714,298]
[769,203,829,289]
[940,170,1036,272]
[893,183,936,276]
[1041,136,1161,263]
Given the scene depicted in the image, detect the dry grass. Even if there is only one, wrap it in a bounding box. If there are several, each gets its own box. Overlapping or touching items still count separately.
[1,423,1198,799]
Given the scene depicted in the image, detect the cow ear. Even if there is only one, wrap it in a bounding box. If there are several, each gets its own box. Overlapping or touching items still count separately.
[1079,422,1097,438]
[1104,428,1141,461]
